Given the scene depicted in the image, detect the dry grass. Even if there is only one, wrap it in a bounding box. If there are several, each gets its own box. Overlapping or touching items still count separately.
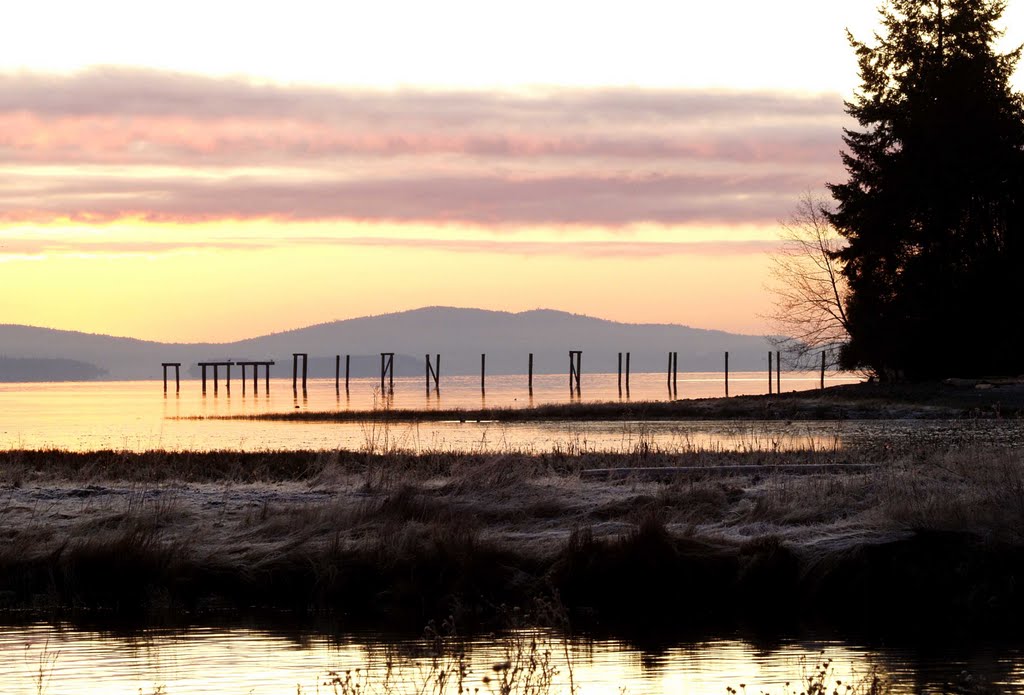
[1,441,1023,628]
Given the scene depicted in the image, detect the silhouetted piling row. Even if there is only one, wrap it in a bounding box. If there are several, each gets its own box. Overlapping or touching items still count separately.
[164,349,834,397]
[237,361,274,395]
[197,361,234,395]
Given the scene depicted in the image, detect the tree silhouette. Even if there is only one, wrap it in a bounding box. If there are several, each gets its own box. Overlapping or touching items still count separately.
[828,0,1024,379]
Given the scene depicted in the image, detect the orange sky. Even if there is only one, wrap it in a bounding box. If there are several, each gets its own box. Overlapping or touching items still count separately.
[2,2,1020,341]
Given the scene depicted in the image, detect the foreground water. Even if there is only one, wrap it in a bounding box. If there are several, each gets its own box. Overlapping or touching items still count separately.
[0,371,891,453]
[3,622,1022,695]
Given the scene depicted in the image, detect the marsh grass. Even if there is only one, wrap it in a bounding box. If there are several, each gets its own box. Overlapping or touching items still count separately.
[24,640,59,695]
[187,379,1024,427]
[739,654,890,695]
[2,441,1024,628]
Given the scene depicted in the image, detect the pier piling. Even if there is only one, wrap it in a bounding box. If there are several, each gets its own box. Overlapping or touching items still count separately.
[569,350,582,395]
[776,350,781,394]
[161,363,181,394]
[380,353,394,393]
[292,353,308,393]
[236,361,274,395]
[425,354,440,393]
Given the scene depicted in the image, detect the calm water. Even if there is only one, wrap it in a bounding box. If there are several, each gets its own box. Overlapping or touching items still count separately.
[0,372,875,453]
[3,623,1023,695]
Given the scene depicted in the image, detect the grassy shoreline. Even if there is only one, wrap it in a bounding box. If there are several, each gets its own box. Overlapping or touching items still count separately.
[1,441,1023,634]
[187,381,1024,423]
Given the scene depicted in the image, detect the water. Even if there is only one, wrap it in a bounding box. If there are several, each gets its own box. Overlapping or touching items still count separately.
[2,622,1022,694]
[0,372,873,453]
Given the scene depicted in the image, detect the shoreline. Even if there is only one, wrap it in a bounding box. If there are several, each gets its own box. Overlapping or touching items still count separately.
[185,381,1024,423]
[0,443,1022,634]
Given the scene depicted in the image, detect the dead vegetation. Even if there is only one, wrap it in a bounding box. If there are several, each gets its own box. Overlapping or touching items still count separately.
[1,440,1023,630]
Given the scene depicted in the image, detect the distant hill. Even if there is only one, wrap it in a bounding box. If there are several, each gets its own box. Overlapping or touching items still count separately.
[0,357,107,382]
[0,307,777,380]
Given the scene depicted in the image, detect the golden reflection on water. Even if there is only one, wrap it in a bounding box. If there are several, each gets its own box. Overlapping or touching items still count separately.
[4,624,1017,695]
[0,373,861,453]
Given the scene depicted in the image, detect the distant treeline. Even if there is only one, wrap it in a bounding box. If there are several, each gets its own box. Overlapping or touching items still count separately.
[0,357,108,382]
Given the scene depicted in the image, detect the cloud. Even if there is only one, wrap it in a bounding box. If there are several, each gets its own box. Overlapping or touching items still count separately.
[0,68,848,227]
[0,67,844,122]
[0,171,812,226]
[0,235,780,259]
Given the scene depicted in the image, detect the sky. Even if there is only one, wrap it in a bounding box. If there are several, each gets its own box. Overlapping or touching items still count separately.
[1,1,1022,342]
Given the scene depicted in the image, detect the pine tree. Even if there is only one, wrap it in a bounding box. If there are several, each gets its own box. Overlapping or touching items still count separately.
[828,0,1024,379]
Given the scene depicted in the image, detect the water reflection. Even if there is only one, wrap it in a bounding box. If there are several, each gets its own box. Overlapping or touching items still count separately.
[18,371,1021,455]
[1,623,1022,694]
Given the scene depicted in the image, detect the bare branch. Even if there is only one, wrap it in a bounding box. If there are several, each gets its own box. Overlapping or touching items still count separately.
[763,192,851,369]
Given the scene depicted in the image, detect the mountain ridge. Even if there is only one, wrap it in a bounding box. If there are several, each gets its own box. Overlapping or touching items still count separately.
[0,307,776,380]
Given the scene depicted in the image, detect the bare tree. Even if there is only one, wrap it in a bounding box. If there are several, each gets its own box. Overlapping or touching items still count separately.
[765,193,850,367]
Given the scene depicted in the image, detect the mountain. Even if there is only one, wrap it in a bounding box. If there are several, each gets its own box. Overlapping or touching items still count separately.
[0,307,777,380]
[0,357,108,382]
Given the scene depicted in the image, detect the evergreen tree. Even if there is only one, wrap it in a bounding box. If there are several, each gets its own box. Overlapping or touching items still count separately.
[828,0,1024,379]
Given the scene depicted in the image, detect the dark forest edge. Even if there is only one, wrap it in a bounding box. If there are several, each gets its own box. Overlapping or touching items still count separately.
[191,380,1024,423]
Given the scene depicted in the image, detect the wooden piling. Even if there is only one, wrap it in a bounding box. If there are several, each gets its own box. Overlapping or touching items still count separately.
[345,355,351,392]
[724,351,729,397]
[226,363,231,392]
[380,353,394,392]
[625,352,631,393]
[768,351,773,395]
[569,350,582,394]
[820,350,826,390]
[667,352,673,392]
[335,355,340,391]
[481,353,486,393]
[528,353,533,394]
[617,352,623,394]
[292,353,308,393]
[425,354,439,393]
[673,352,678,396]
[161,363,182,394]
[214,364,219,394]
[775,350,781,394]
[201,364,207,394]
